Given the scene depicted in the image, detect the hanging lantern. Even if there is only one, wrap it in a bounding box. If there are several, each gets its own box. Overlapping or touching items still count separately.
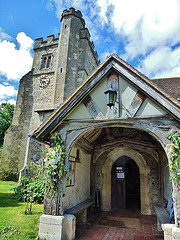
[104,86,117,108]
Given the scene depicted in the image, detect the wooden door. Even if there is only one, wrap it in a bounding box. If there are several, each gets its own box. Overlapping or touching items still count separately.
[111,157,126,210]
[111,156,140,210]
[126,158,140,210]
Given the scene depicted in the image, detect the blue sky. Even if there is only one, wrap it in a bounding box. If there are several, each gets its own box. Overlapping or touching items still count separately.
[1,0,180,105]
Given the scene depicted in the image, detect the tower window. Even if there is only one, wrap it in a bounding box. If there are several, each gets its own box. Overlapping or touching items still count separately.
[40,55,52,69]
[40,57,47,69]
[46,56,51,68]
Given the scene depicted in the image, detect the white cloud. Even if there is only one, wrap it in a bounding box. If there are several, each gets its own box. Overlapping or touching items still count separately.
[138,46,180,78]
[47,0,92,19]
[0,99,16,105]
[96,0,180,59]
[46,0,65,18]
[7,99,16,105]
[0,32,33,81]
[0,84,17,101]
[100,49,118,61]
[95,0,180,78]
[100,51,111,61]
[16,32,34,51]
[0,27,13,41]
[2,82,9,86]
[47,0,180,78]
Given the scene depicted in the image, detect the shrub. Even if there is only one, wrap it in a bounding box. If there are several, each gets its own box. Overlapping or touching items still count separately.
[13,161,46,214]
[0,168,19,182]
[14,177,46,203]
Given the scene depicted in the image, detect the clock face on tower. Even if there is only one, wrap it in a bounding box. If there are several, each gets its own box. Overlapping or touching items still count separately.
[38,75,50,88]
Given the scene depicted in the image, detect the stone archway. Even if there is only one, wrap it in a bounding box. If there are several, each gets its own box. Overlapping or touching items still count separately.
[57,124,170,216]
[101,147,151,215]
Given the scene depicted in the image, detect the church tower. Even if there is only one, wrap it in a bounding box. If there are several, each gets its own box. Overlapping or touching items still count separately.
[2,8,99,173]
[54,8,99,106]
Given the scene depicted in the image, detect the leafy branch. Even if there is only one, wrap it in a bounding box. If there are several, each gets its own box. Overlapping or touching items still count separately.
[167,131,180,185]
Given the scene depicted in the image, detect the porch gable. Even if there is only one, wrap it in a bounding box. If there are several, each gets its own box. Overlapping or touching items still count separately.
[66,73,167,121]
[31,54,179,142]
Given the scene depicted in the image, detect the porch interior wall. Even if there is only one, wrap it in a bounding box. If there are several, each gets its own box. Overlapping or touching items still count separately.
[94,146,166,214]
[140,151,161,211]
[63,148,91,210]
[162,152,172,214]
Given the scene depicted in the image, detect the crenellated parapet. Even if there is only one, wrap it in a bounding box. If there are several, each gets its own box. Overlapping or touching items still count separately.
[61,7,85,26]
[80,28,100,65]
[34,34,59,50]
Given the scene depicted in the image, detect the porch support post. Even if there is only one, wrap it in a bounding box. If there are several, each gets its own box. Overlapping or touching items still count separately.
[39,132,71,240]
[172,181,180,228]
[43,131,69,216]
[43,163,68,215]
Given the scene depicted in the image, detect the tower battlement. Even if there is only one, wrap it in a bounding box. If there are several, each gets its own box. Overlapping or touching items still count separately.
[34,34,59,50]
[61,7,85,27]
[80,28,100,65]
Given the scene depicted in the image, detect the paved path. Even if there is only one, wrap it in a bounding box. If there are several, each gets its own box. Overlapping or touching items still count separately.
[75,210,164,240]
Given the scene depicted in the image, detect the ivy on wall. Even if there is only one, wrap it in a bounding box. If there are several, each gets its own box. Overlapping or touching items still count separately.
[167,131,180,186]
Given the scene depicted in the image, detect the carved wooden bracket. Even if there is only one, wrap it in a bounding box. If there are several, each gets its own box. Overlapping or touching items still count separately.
[82,95,105,120]
[122,90,145,118]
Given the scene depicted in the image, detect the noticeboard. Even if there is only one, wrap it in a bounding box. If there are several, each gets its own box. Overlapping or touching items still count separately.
[66,162,75,187]
[116,166,125,179]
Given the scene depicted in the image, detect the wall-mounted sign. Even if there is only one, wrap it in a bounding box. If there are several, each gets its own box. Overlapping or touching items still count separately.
[116,166,125,179]
[66,162,75,187]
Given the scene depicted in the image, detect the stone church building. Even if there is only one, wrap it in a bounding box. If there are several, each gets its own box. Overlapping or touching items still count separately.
[2,8,180,240]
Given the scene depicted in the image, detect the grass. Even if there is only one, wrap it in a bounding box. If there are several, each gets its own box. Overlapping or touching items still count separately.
[0,181,43,239]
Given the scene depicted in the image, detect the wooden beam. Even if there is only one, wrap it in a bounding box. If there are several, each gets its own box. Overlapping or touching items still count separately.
[123,90,145,118]
[94,137,159,150]
[94,137,159,161]
[82,95,105,120]
[74,137,94,154]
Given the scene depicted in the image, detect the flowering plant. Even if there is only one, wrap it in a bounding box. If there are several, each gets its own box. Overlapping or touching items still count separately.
[43,134,66,193]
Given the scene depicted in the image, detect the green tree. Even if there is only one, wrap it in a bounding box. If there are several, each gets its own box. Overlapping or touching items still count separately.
[0,102,14,146]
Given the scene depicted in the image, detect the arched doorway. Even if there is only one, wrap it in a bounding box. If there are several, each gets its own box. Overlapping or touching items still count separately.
[111,156,140,210]
[64,126,168,215]
[101,146,151,214]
